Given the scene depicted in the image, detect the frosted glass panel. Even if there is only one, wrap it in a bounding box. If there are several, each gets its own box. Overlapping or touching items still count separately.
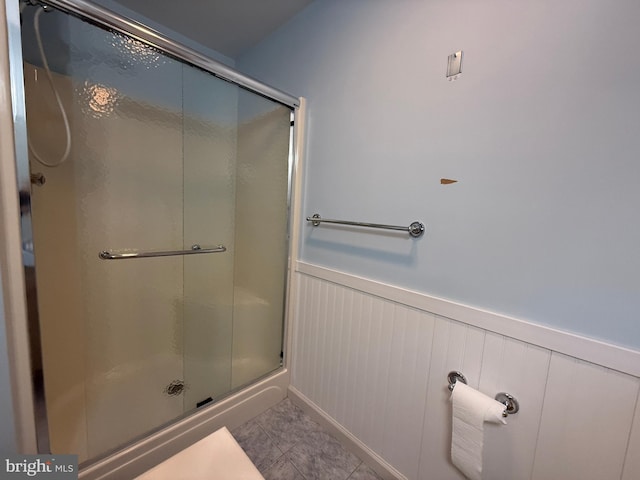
[232,92,291,388]
[182,67,237,409]
[21,5,292,464]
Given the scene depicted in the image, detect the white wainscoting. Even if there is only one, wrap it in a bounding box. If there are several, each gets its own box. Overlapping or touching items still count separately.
[291,263,640,480]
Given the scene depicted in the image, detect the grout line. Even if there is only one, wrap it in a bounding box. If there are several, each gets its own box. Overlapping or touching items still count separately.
[261,451,285,478]
[257,422,286,473]
[345,461,364,480]
[288,455,308,480]
[241,397,378,480]
[257,418,286,456]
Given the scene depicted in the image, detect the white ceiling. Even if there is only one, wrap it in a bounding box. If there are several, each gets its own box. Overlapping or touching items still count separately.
[110,0,313,58]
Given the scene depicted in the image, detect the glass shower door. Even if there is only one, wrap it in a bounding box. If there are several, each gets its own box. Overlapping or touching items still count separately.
[182,72,292,408]
[21,4,292,464]
[181,66,237,411]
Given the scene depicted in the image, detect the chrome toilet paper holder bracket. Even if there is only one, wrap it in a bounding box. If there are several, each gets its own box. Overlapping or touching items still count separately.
[447,371,520,417]
[447,371,467,391]
[495,392,519,417]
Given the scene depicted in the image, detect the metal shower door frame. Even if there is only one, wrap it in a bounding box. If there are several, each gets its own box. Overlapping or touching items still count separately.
[39,0,299,108]
[3,0,301,462]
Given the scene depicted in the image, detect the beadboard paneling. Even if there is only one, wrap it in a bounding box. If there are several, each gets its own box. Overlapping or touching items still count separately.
[417,326,551,480]
[379,305,434,478]
[531,353,640,480]
[296,263,640,377]
[417,318,485,480]
[292,274,436,478]
[622,393,640,480]
[291,269,640,480]
[479,334,550,480]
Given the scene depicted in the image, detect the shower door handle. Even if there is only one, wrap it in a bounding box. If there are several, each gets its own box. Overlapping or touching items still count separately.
[99,244,226,260]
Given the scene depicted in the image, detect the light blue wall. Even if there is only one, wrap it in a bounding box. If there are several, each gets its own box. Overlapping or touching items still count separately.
[238,0,640,349]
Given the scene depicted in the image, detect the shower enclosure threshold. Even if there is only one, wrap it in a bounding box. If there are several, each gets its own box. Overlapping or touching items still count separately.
[78,368,289,480]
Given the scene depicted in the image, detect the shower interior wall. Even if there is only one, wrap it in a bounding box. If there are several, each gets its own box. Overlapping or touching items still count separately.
[22,7,289,462]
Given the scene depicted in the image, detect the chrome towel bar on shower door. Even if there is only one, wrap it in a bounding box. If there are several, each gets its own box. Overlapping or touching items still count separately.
[98,244,226,260]
[306,213,425,238]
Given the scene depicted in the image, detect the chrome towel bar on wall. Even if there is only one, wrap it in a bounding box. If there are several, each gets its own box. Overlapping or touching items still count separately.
[99,244,226,260]
[306,213,425,238]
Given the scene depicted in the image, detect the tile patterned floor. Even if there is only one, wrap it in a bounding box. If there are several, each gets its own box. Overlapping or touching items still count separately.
[232,398,383,480]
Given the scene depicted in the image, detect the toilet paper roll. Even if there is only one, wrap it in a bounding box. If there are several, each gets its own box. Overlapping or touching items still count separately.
[451,382,507,480]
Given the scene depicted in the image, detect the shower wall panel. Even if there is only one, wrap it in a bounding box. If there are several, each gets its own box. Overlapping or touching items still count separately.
[25,63,88,460]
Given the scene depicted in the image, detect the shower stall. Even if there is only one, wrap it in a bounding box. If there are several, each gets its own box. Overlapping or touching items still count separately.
[8,0,300,473]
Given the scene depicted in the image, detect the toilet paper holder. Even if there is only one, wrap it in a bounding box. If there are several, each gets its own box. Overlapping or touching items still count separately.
[447,371,520,417]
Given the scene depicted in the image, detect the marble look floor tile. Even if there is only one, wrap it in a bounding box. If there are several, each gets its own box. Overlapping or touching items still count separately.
[232,418,283,473]
[255,398,323,453]
[286,429,361,480]
[347,462,384,480]
[263,455,305,480]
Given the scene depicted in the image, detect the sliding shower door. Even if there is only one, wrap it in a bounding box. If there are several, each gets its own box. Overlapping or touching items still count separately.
[21,4,291,463]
